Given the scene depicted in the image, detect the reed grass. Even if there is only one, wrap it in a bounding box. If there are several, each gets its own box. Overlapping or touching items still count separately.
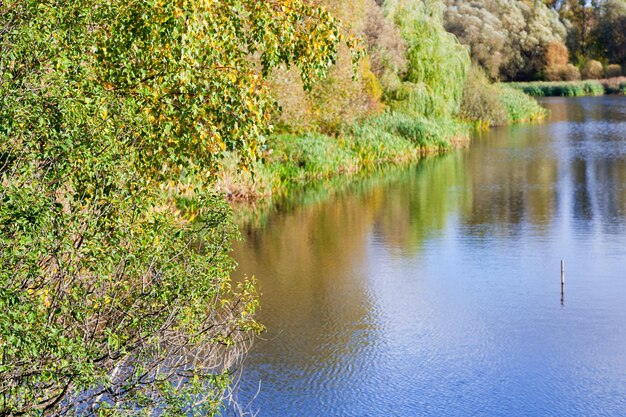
[509,79,626,97]
[497,84,548,124]
[218,111,469,201]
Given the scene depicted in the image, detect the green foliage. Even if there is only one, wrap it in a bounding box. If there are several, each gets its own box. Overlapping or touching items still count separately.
[386,0,470,118]
[268,0,403,135]
[595,0,626,68]
[444,0,566,80]
[219,111,468,199]
[0,0,345,414]
[461,66,508,127]
[497,84,548,124]
[510,80,607,96]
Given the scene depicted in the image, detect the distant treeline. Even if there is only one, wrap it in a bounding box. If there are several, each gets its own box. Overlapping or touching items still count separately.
[443,0,626,81]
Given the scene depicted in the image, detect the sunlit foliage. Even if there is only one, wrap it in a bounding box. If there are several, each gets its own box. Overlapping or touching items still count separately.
[0,0,345,414]
[444,0,566,80]
[386,0,470,118]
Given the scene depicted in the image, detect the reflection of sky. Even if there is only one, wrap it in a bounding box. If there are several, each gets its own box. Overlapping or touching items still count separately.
[235,97,626,416]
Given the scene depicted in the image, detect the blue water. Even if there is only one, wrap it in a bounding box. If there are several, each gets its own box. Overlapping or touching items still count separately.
[233,97,626,416]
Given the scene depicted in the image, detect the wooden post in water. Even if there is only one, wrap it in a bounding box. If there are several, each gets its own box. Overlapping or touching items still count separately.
[561,260,565,306]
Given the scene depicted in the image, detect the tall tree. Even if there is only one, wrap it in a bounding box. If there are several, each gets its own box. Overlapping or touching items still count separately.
[0,0,349,414]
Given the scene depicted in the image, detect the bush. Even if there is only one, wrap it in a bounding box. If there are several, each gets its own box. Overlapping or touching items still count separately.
[386,0,470,118]
[543,41,569,68]
[545,64,581,81]
[582,60,604,79]
[461,66,508,126]
[498,85,547,123]
[600,77,626,94]
[605,64,624,78]
[511,80,604,96]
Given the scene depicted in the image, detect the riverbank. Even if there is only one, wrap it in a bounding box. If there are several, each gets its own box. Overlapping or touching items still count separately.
[218,112,468,202]
[510,77,626,97]
[219,88,546,204]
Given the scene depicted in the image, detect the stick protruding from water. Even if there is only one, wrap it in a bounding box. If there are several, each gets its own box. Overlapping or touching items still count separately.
[561,259,565,285]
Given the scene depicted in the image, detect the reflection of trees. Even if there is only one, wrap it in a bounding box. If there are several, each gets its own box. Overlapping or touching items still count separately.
[572,157,593,223]
[372,153,470,252]
[593,158,626,234]
[461,126,559,235]
[233,188,381,370]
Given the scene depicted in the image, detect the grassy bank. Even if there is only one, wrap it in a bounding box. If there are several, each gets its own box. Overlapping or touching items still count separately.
[218,112,469,201]
[460,66,547,128]
[498,84,548,124]
[219,86,546,203]
[510,77,626,97]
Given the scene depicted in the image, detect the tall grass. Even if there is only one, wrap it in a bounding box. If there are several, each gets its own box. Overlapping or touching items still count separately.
[218,111,469,201]
[497,85,547,124]
[510,80,607,97]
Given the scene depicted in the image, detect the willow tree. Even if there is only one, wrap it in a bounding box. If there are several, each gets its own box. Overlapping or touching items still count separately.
[384,0,470,119]
[0,0,346,414]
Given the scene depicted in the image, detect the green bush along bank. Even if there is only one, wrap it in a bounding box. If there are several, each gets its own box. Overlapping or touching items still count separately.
[219,113,468,201]
[510,78,626,97]
[460,67,547,127]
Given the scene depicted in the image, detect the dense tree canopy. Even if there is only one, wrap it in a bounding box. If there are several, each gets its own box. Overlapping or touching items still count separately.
[445,0,626,80]
[444,0,566,80]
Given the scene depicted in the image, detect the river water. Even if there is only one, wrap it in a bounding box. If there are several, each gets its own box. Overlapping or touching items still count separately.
[232,97,626,416]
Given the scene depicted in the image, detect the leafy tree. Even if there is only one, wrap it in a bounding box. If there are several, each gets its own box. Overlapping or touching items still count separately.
[386,0,470,118]
[444,0,567,80]
[595,0,626,67]
[268,0,398,134]
[0,0,345,414]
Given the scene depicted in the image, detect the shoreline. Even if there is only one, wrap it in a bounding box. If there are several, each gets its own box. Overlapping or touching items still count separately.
[219,115,471,204]
[509,77,626,97]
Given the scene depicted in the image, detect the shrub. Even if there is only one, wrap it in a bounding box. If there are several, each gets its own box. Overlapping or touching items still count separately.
[543,41,569,68]
[605,64,624,78]
[460,66,508,126]
[386,0,470,118]
[582,60,604,79]
[498,84,547,123]
[600,77,626,94]
[545,64,581,81]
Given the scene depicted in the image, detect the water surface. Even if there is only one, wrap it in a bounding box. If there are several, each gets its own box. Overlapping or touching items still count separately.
[233,97,626,416]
